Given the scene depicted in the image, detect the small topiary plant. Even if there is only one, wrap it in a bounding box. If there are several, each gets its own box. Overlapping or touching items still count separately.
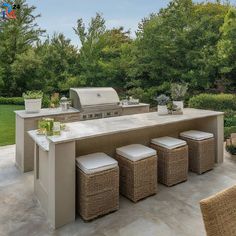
[154,94,170,105]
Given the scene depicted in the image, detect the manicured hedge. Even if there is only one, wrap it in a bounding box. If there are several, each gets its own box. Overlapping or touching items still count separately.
[188,93,236,111]
[0,97,24,105]
[189,93,236,140]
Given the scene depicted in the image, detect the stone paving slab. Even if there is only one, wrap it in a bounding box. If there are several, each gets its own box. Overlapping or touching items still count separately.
[0,145,236,236]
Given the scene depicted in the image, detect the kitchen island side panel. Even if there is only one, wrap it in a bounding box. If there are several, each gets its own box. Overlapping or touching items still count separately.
[195,115,224,163]
[15,115,24,171]
[75,119,194,157]
[75,116,223,163]
[48,141,76,229]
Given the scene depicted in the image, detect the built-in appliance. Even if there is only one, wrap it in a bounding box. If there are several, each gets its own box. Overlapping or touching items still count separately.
[70,88,122,120]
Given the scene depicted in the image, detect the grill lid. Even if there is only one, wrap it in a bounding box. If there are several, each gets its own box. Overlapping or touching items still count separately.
[70,88,120,110]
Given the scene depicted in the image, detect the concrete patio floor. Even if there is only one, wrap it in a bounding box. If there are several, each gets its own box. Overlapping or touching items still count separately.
[0,145,236,236]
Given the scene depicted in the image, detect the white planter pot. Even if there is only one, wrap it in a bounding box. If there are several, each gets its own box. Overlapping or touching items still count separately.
[24,99,42,113]
[157,105,168,115]
[173,101,184,111]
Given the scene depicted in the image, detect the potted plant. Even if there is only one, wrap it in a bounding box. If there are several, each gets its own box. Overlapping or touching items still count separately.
[171,83,188,111]
[23,90,43,113]
[167,101,182,115]
[50,93,60,108]
[155,94,170,115]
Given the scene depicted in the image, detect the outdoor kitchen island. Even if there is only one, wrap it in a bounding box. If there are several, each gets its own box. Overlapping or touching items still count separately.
[28,108,224,229]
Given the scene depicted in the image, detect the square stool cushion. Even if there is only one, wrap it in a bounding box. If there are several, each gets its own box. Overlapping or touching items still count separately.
[180,130,214,141]
[76,153,117,174]
[116,144,157,162]
[151,136,186,150]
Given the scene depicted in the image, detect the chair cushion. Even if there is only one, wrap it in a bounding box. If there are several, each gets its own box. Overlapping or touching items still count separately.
[180,130,214,141]
[116,144,156,162]
[151,136,187,150]
[76,153,118,174]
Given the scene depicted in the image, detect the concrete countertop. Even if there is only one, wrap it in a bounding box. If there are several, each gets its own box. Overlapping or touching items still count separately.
[121,103,150,108]
[28,108,224,151]
[15,107,80,119]
[28,131,49,152]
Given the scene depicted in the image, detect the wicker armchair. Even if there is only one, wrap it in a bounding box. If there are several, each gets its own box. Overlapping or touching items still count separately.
[200,185,236,236]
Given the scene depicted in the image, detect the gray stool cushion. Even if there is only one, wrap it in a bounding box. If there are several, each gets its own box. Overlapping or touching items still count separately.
[180,130,214,141]
[76,153,117,174]
[151,136,186,150]
[116,144,156,162]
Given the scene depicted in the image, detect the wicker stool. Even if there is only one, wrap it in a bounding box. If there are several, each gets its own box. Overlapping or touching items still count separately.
[76,153,119,221]
[116,144,157,203]
[150,136,188,187]
[180,130,215,174]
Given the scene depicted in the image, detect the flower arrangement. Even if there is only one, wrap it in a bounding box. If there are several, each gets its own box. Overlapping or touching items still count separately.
[171,83,188,101]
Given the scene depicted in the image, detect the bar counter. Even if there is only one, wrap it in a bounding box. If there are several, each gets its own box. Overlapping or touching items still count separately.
[28,108,224,229]
[15,107,80,173]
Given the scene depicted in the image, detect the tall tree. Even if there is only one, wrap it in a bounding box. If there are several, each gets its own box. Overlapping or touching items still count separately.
[37,33,80,94]
[217,8,236,92]
[0,0,44,96]
[74,13,106,86]
[131,0,194,87]
[128,0,229,98]
[74,13,132,88]
[185,1,229,91]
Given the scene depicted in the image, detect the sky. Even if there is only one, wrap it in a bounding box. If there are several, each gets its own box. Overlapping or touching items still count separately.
[27,0,236,48]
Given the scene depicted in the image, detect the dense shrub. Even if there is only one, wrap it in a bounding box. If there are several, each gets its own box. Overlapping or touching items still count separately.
[189,94,236,140]
[0,97,24,105]
[188,94,236,111]
[0,96,50,108]
[224,113,236,127]
[226,145,236,155]
[224,126,236,139]
[127,83,172,106]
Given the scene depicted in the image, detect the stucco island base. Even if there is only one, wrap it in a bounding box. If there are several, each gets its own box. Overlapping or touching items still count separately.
[28,109,224,229]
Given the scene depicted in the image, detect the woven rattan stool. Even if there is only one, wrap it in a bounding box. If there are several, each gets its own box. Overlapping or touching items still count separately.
[76,153,119,221]
[150,136,188,187]
[116,144,157,203]
[200,185,236,236]
[180,130,215,174]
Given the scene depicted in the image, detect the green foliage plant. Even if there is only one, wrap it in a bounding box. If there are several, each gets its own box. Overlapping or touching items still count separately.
[167,101,181,112]
[226,144,236,155]
[171,83,188,101]
[23,91,43,99]
[154,94,170,106]
[0,97,24,105]
[224,126,236,139]
[224,112,236,127]
[188,94,236,111]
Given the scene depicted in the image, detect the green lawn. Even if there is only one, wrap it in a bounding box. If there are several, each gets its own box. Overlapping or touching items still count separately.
[0,105,24,146]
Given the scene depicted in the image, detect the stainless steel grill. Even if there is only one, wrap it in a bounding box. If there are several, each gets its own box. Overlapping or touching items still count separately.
[70,88,122,120]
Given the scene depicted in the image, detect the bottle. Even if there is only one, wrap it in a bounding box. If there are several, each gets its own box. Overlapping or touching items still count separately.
[44,118,54,136]
[53,122,61,136]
